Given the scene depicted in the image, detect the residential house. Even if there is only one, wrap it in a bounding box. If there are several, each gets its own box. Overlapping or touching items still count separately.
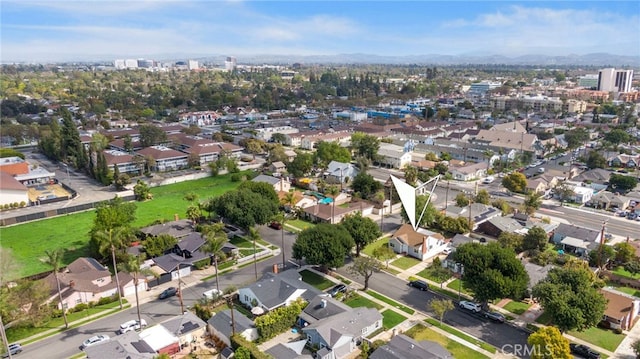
[269,161,287,176]
[471,129,539,155]
[284,149,297,162]
[161,312,207,349]
[477,217,524,238]
[84,330,155,359]
[608,154,640,168]
[587,191,630,210]
[448,162,487,181]
[252,174,291,192]
[208,309,258,347]
[526,178,549,194]
[139,324,181,356]
[523,262,554,291]
[600,289,640,330]
[551,223,602,257]
[572,168,612,186]
[444,203,501,230]
[0,156,29,176]
[266,340,313,359]
[302,201,373,225]
[301,296,382,359]
[43,257,146,310]
[370,334,452,359]
[238,269,322,311]
[325,161,359,185]
[182,141,243,166]
[0,171,28,207]
[136,145,189,172]
[388,224,447,261]
[300,132,351,150]
[140,219,194,239]
[377,143,412,169]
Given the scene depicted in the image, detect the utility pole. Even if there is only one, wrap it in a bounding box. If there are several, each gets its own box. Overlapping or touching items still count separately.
[444,180,450,212]
[0,315,12,359]
[227,297,236,336]
[597,220,608,270]
[177,263,185,314]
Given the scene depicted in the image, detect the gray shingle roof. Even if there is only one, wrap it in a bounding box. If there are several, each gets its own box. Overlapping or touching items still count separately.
[370,335,452,359]
[299,295,350,325]
[140,219,194,238]
[161,312,207,337]
[555,223,600,242]
[303,306,382,346]
[246,270,322,309]
[208,309,254,339]
[84,331,155,359]
[252,174,281,185]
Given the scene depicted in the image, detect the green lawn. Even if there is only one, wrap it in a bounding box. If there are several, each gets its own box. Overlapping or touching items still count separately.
[446,279,473,296]
[362,237,390,257]
[568,326,625,352]
[239,248,258,257]
[229,236,254,248]
[611,266,640,280]
[406,323,491,359]
[381,309,407,330]
[416,266,453,283]
[285,219,315,232]
[299,269,334,290]
[390,256,422,270]
[606,282,640,297]
[366,290,415,315]
[502,300,531,315]
[344,294,383,310]
[424,318,496,354]
[535,310,553,325]
[383,266,401,275]
[0,173,244,278]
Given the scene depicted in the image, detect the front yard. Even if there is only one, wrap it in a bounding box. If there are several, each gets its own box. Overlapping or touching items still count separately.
[406,323,490,359]
[284,219,315,232]
[362,236,390,257]
[299,269,335,290]
[611,266,640,280]
[446,279,473,296]
[381,309,407,330]
[344,294,383,310]
[390,255,422,270]
[568,326,625,352]
[502,300,531,315]
[416,265,453,283]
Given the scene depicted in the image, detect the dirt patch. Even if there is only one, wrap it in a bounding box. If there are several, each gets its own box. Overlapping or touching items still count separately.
[27,183,72,202]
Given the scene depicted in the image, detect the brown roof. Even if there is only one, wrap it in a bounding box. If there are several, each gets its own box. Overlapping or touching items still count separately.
[0,171,27,191]
[136,146,188,160]
[601,289,634,320]
[103,150,134,165]
[392,223,445,247]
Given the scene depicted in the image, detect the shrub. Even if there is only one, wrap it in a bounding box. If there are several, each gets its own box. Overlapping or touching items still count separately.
[231,334,274,359]
[19,201,26,207]
[224,285,237,295]
[72,303,89,312]
[97,295,116,306]
[614,328,623,334]
[193,258,209,270]
[192,303,212,322]
[230,173,242,182]
[3,204,9,210]
[51,309,63,318]
[254,298,306,342]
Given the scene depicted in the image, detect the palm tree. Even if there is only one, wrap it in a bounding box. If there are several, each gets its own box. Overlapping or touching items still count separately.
[326,185,340,224]
[96,227,130,309]
[272,212,288,268]
[119,254,154,329]
[374,190,386,231]
[281,191,297,213]
[201,223,228,293]
[247,227,261,280]
[42,249,68,328]
[483,149,494,171]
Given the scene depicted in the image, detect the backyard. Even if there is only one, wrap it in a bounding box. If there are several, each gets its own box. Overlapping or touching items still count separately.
[0,173,245,278]
[405,323,490,359]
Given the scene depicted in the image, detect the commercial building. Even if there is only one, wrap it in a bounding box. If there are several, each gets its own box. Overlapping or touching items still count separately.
[598,68,634,93]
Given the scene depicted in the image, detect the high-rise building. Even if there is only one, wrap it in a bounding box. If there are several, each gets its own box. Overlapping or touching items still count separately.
[597,68,634,93]
[187,60,199,70]
[224,56,237,71]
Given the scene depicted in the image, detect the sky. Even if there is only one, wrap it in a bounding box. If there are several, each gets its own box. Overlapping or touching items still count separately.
[1,0,639,63]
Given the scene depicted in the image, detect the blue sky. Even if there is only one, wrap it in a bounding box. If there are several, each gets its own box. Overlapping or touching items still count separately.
[1,0,639,63]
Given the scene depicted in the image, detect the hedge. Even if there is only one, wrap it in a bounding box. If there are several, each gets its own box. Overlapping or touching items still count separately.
[230,334,273,359]
[254,298,305,342]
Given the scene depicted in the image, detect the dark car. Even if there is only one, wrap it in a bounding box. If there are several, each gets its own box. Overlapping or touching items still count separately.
[570,343,600,359]
[483,311,505,323]
[328,284,347,297]
[408,280,429,291]
[159,287,178,299]
[269,222,282,230]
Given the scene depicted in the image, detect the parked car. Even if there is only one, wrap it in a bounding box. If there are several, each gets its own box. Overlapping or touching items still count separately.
[482,176,495,184]
[627,213,638,220]
[80,335,110,350]
[570,343,600,359]
[203,288,223,300]
[459,300,481,312]
[118,319,147,334]
[1,343,22,358]
[269,222,282,230]
[537,167,545,173]
[408,280,429,291]
[158,287,178,299]
[483,311,505,323]
[442,247,453,255]
[328,284,348,297]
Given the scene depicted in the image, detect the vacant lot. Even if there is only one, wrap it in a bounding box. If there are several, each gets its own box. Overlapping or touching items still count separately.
[1,173,244,278]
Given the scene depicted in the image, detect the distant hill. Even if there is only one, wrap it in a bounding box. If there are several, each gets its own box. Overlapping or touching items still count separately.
[190,52,640,67]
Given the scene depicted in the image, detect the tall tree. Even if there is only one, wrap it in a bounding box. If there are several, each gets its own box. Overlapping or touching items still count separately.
[120,254,153,331]
[502,172,527,193]
[326,185,340,224]
[348,256,382,290]
[272,211,289,268]
[247,227,261,281]
[403,166,418,186]
[201,223,228,293]
[523,192,543,215]
[340,213,382,257]
[96,227,131,309]
[523,226,549,252]
[41,249,69,328]
[292,224,355,270]
[139,124,167,147]
[351,172,382,200]
[372,245,396,268]
[430,298,454,326]
[527,326,571,359]
[350,132,380,160]
[314,141,351,168]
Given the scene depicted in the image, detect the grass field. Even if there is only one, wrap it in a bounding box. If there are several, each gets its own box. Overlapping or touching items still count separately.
[299,269,334,290]
[569,326,625,352]
[406,323,491,359]
[0,173,244,278]
[502,300,531,315]
[344,294,383,310]
[390,256,421,270]
[381,309,407,330]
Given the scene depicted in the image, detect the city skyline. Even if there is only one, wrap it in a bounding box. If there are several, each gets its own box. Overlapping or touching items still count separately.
[1,0,639,63]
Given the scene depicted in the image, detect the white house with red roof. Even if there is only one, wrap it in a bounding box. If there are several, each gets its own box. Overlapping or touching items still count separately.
[136,146,188,172]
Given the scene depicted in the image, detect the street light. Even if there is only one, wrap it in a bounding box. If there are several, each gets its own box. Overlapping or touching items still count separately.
[62,163,70,183]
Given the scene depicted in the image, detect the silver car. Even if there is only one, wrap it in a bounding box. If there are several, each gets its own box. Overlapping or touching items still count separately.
[80,334,110,350]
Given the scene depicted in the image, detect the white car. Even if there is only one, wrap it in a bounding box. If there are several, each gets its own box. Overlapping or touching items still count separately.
[442,247,453,255]
[203,288,223,300]
[482,176,495,184]
[118,319,147,334]
[459,300,482,313]
[81,334,110,349]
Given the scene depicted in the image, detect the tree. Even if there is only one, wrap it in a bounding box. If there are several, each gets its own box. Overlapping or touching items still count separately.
[95,227,131,309]
[348,256,382,290]
[614,242,636,265]
[604,129,631,147]
[430,298,454,326]
[139,124,167,147]
[270,133,287,144]
[588,244,615,270]
[527,326,571,359]
[143,233,178,257]
[403,166,418,186]
[434,162,448,175]
[267,143,288,164]
[632,338,640,359]
[498,232,524,252]
[292,224,355,270]
[453,242,529,303]
[286,151,313,177]
[208,187,279,230]
[314,141,351,168]
[120,254,154,332]
[609,174,637,193]
[41,249,69,328]
[372,245,396,268]
[90,196,136,258]
[340,213,382,257]
[201,223,228,292]
[475,189,490,205]
[564,128,590,149]
[326,185,340,224]
[586,152,606,169]
[400,194,440,228]
[532,264,607,332]
[455,193,470,207]
[246,227,262,280]
[133,180,152,201]
[234,347,251,359]
[350,132,380,161]
[502,172,527,193]
[351,172,382,200]
[186,204,202,224]
[554,183,574,205]
[523,226,549,252]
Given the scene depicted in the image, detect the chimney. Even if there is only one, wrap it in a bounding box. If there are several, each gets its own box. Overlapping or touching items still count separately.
[321,299,327,308]
[272,264,279,274]
[174,214,179,221]
[422,237,428,254]
[69,280,75,288]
